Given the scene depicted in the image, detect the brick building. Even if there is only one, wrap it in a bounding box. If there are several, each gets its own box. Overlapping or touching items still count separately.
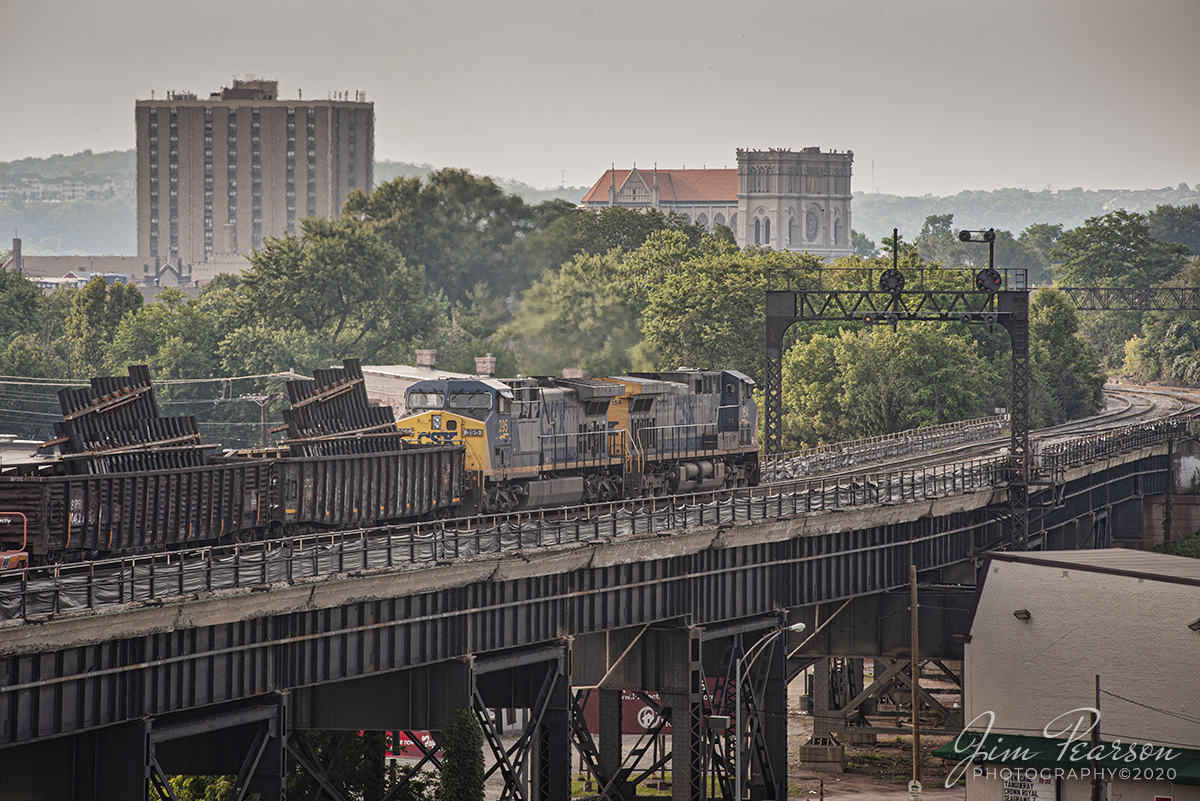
[581,147,853,260]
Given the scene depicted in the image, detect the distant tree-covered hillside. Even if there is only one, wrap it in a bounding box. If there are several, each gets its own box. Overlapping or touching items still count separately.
[853,184,1200,245]
[0,149,135,182]
[2,148,1195,257]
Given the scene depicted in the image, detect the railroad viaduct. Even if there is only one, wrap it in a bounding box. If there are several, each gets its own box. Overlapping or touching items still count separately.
[0,423,1187,801]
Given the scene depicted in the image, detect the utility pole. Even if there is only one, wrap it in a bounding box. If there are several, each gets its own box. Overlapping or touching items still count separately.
[1092,675,1102,801]
[911,563,921,785]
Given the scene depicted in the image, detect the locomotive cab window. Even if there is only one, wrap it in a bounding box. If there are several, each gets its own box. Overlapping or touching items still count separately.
[449,392,491,410]
[724,383,735,400]
[449,391,492,420]
[408,391,444,411]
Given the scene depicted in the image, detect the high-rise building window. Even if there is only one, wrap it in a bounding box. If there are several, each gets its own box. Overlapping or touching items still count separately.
[306,108,317,216]
[286,108,296,233]
[168,109,179,259]
[227,111,238,251]
[204,108,214,255]
[148,109,159,257]
[251,109,262,249]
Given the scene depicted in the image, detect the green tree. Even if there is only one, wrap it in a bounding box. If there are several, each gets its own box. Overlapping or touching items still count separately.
[0,269,41,345]
[428,283,517,376]
[499,251,652,377]
[1051,210,1192,286]
[642,246,780,381]
[437,710,485,801]
[851,229,877,258]
[105,288,221,379]
[226,216,445,374]
[1027,288,1105,426]
[1147,203,1200,255]
[66,276,142,377]
[782,324,993,446]
[344,168,545,302]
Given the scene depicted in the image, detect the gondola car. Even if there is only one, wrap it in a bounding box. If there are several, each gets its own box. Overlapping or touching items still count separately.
[0,362,464,565]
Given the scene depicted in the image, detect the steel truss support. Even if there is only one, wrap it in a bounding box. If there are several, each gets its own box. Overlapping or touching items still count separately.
[703,630,788,801]
[475,651,572,801]
[765,285,1033,547]
[806,658,963,737]
[570,626,705,801]
[0,701,290,801]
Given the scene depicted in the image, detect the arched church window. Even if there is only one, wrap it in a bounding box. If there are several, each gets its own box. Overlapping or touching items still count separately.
[834,218,841,244]
[754,219,761,244]
[788,218,796,245]
[696,213,709,229]
[764,218,771,245]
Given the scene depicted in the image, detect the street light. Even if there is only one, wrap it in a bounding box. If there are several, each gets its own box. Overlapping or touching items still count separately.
[735,621,805,800]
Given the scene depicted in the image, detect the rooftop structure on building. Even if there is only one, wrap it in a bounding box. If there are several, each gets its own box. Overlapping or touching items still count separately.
[135,78,374,284]
[581,147,853,260]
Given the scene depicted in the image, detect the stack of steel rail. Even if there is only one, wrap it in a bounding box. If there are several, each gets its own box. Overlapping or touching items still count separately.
[44,364,209,474]
[280,359,409,457]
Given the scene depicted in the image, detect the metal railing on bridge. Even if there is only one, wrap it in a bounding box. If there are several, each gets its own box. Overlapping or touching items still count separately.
[0,457,1006,622]
[761,414,1008,481]
[1041,416,1192,470]
[0,413,1189,623]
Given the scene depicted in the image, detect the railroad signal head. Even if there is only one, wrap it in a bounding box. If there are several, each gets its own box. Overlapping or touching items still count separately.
[879,268,905,294]
[975,268,1002,293]
[958,228,996,243]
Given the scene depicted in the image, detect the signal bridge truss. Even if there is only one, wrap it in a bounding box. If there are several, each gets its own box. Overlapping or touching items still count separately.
[764,233,1200,549]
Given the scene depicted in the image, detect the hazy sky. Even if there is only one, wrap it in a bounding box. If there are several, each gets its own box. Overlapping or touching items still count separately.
[4,0,1198,197]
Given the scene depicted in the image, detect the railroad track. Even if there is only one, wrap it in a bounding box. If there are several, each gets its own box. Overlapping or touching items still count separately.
[759,383,1200,487]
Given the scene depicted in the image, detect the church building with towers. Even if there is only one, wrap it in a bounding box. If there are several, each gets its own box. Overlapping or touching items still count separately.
[580,147,853,260]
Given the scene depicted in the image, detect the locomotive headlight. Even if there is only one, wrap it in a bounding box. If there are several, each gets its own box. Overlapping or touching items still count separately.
[431,414,442,430]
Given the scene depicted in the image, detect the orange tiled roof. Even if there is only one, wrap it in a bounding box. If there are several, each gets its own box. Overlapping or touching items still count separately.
[580,168,738,205]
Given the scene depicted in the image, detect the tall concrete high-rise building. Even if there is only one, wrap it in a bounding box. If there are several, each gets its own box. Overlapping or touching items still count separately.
[136,79,373,281]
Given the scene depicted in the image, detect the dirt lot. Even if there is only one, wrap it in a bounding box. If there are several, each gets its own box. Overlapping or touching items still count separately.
[788,710,964,800]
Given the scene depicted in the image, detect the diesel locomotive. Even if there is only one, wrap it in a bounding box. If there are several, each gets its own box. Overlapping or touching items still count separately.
[398,370,760,514]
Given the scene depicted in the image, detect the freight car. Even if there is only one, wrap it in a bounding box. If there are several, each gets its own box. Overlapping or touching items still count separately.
[398,369,760,514]
[0,362,464,565]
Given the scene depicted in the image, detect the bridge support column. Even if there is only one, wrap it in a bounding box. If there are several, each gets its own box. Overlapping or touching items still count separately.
[531,657,572,801]
[599,688,633,800]
[662,627,703,801]
[748,633,788,801]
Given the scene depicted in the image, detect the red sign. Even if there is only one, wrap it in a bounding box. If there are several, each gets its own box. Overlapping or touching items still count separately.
[386,731,441,759]
[578,691,671,735]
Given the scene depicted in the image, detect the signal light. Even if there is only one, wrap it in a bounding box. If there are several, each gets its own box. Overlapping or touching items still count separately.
[975,268,1002,293]
[960,313,973,324]
[983,312,997,325]
[958,229,997,243]
[879,268,905,294]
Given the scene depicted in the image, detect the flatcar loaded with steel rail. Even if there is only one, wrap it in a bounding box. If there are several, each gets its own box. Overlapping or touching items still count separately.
[0,362,759,566]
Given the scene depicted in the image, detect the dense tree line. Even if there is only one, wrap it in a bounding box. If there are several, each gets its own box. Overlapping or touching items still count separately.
[3,169,1197,449]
